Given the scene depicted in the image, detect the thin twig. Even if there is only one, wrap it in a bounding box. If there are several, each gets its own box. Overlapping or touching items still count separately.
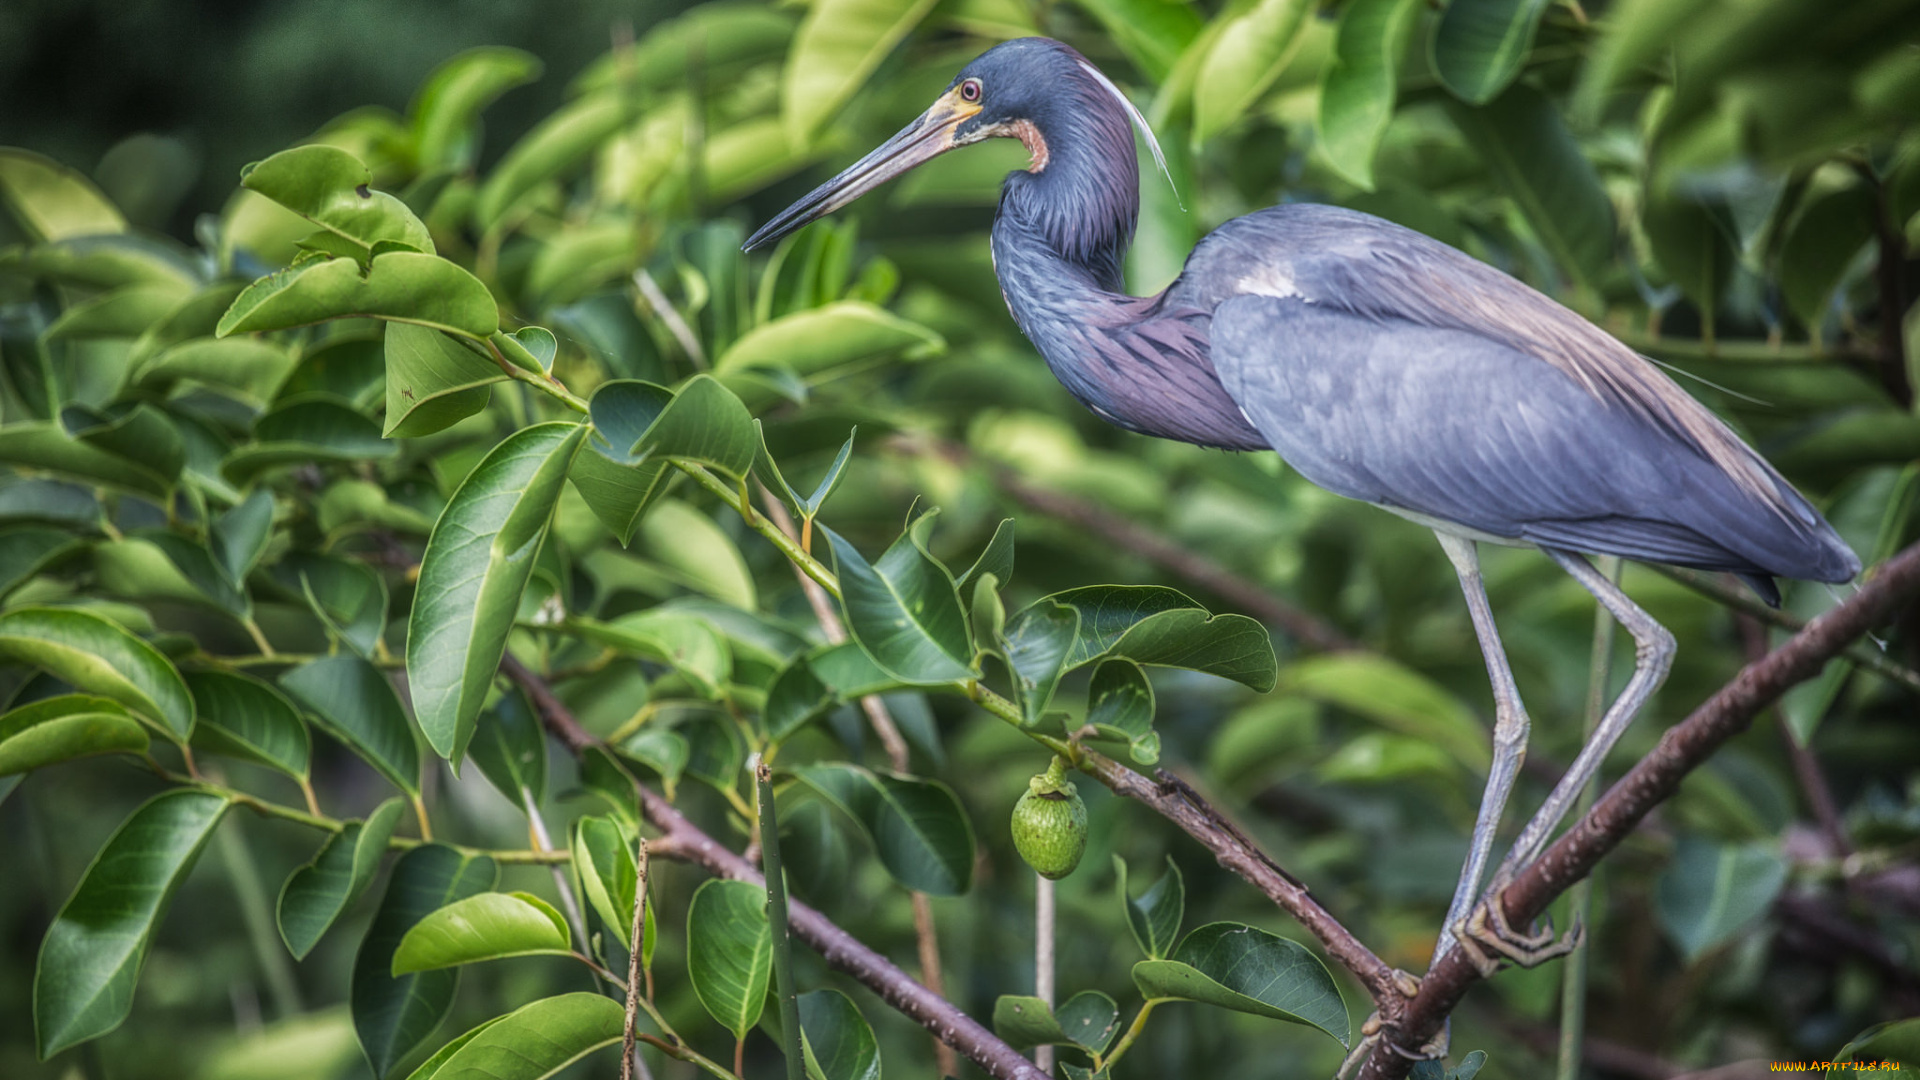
[897,435,1358,653]
[526,791,593,973]
[621,841,652,1080]
[1358,541,1920,1079]
[500,654,1049,1080]
[634,269,708,370]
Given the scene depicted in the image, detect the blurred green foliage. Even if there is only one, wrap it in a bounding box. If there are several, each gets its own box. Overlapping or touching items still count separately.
[1,1,1918,1079]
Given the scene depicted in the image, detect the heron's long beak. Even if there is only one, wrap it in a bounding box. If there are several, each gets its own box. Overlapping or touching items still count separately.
[742,88,981,252]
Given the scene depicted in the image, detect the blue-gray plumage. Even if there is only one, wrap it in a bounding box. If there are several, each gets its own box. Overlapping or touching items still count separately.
[745,36,1861,980]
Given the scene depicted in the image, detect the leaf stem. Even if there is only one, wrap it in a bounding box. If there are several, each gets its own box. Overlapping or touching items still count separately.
[1099,999,1159,1071]
[757,761,806,1080]
[680,463,838,594]
[240,617,277,657]
[409,791,434,841]
[481,335,591,414]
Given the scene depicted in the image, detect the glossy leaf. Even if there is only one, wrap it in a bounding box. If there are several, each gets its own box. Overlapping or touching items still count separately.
[790,762,975,895]
[280,655,422,796]
[574,610,731,699]
[993,990,1119,1053]
[1318,0,1421,189]
[0,148,127,240]
[353,846,498,1078]
[408,422,586,761]
[1446,83,1615,288]
[1642,191,1737,319]
[0,694,147,776]
[412,47,544,173]
[807,642,911,700]
[272,552,389,658]
[1779,185,1877,332]
[468,689,547,809]
[0,421,173,497]
[216,251,498,339]
[44,284,190,340]
[637,498,757,609]
[1132,922,1349,1046]
[409,993,623,1080]
[1195,0,1313,143]
[383,323,504,439]
[137,530,250,615]
[822,525,974,685]
[686,878,774,1040]
[33,790,228,1057]
[716,301,943,375]
[225,399,397,485]
[630,374,758,479]
[0,525,83,599]
[1275,654,1489,774]
[956,518,1016,592]
[784,0,943,139]
[0,606,193,740]
[1065,0,1201,81]
[766,655,836,742]
[213,490,276,585]
[1087,658,1159,765]
[241,146,434,254]
[132,337,295,403]
[277,797,406,960]
[571,815,644,951]
[187,671,311,780]
[1430,0,1553,105]
[799,988,881,1080]
[617,727,691,794]
[474,93,627,230]
[391,891,571,974]
[1001,600,1079,723]
[1656,836,1788,961]
[1116,855,1184,960]
[570,379,676,543]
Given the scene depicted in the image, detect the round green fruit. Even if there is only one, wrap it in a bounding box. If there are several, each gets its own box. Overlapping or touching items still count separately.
[1011,769,1087,880]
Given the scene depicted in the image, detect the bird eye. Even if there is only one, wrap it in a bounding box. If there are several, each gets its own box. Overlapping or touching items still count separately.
[960,78,982,103]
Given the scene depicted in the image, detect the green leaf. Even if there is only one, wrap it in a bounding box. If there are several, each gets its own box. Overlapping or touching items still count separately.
[807,641,911,700]
[411,48,544,173]
[1132,922,1349,1046]
[1430,0,1553,105]
[276,333,386,407]
[1318,0,1421,190]
[684,715,747,791]
[789,762,975,895]
[1446,83,1615,288]
[637,498,757,609]
[33,790,228,1057]
[1001,600,1079,723]
[570,815,642,951]
[765,655,835,742]
[272,552,389,658]
[383,324,504,439]
[617,727,691,795]
[715,301,944,376]
[400,1017,505,1080]
[1837,1017,1920,1068]
[353,846,498,1078]
[1070,597,1275,692]
[1064,0,1201,82]
[1656,835,1788,961]
[0,421,173,497]
[0,525,84,599]
[0,148,127,240]
[5,233,199,290]
[280,655,422,796]
[799,988,880,1080]
[822,524,974,685]
[573,610,732,699]
[224,399,398,485]
[474,93,628,230]
[408,993,623,1080]
[409,422,586,761]
[277,797,407,960]
[686,878,774,1040]
[216,251,499,339]
[1086,658,1159,765]
[956,518,1016,592]
[241,146,434,254]
[0,606,193,741]
[1195,0,1314,143]
[570,379,676,543]
[213,490,276,584]
[1778,185,1878,332]
[783,0,944,140]
[1275,654,1490,774]
[44,284,191,340]
[187,671,311,780]
[136,529,250,615]
[1642,191,1738,324]
[0,694,147,776]
[631,374,757,479]
[391,891,571,975]
[64,403,186,484]
[1116,855,1185,960]
[132,337,296,403]
[992,990,1120,1053]
[469,689,548,809]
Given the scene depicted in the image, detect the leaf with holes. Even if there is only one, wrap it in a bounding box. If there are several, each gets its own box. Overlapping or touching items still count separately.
[241,146,434,254]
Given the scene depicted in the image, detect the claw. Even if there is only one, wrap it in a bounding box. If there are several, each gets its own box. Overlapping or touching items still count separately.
[1455,885,1583,972]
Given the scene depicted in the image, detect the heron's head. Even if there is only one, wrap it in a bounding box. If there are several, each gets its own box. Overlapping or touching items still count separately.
[743,38,1162,252]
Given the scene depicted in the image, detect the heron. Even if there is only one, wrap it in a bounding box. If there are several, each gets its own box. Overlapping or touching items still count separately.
[743,37,1861,975]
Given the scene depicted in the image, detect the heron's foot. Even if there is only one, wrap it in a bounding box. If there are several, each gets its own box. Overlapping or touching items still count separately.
[1336,1013,1449,1079]
[1454,884,1583,976]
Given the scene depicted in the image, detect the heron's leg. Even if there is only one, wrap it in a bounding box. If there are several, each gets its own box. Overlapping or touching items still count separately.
[1430,532,1532,966]
[1496,549,1675,876]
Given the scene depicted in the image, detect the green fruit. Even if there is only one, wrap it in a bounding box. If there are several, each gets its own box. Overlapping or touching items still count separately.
[1011,766,1088,880]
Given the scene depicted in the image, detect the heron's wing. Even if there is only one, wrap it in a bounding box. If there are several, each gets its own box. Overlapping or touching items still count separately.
[1209,295,1857,582]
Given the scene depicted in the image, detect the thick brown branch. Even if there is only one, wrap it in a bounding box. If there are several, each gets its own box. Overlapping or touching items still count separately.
[499,656,1044,1080]
[1077,754,1403,1009]
[1359,542,1920,1079]
[896,435,1359,653]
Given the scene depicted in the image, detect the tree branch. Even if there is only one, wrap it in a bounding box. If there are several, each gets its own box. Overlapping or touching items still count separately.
[499,655,1047,1080]
[1358,541,1920,1079]
[895,435,1359,653]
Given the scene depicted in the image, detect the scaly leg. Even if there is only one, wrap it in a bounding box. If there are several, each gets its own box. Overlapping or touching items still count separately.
[1460,547,1674,969]
[1431,532,1532,966]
